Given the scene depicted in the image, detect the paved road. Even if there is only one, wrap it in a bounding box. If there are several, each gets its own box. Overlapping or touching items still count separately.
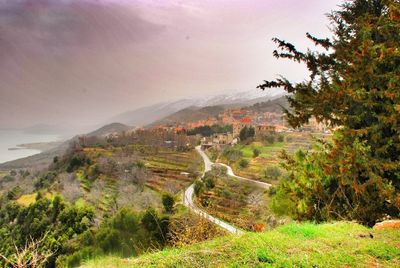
[183,146,272,234]
[183,183,243,234]
[216,163,271,189]
[183,146,243,234]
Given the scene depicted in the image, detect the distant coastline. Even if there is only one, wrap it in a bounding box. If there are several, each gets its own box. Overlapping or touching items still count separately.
[13,141,63,152]
[0,130,62,165]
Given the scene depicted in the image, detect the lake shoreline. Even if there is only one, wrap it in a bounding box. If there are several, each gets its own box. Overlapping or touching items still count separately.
[14,141,63,152]
[0,130,63,165]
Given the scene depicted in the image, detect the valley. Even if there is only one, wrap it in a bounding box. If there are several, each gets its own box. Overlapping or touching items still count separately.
[0,121,326,266]
[1,1,399,266]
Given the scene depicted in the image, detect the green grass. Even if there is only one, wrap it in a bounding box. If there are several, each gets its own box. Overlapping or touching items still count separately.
[238,142,285,159]
[81,222,400,267]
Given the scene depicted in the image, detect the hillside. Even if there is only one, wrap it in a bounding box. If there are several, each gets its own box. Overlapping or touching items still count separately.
[148,96,289,128]
[0,140,71,170]
[149,106,225,127]
[107,90,285,127]
[0,123,132,170]
[86,122,132,137]
[82,222,400,268]
[245,96,289,113]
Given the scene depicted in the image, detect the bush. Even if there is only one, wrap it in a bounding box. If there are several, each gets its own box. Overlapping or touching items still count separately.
[222,147,242,162]
[162,194,175,213]
[239,126,255,142]
[0,196,94,268]
[253,148,261,158]
[34,171,58,190]
[204,177,215,189]
[273,139,400,226]
[7,186,22,200]
[168,214,225,247]
[66,153,91,173]
[194,180,205,197]
[264,134,275,144]
[239,159,249,168]
[141,208,169,245]
[186,124,233,137]
[277,134,285,142]
[264,166,282,180]
[2,175,14,182]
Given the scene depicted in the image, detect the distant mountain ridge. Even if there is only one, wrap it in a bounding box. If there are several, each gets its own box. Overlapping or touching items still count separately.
[148,105,225,127]
[0,92,286,170]
[86,123,132,137]
[107,89,285,127]
[149,95,289,127]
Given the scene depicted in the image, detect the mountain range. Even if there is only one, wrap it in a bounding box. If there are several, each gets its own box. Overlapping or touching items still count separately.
[107,89,284,127]
[0,90,286,170]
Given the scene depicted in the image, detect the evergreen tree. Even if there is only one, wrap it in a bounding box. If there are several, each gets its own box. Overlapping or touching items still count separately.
[260,0,400,225]
[162,193,175,213]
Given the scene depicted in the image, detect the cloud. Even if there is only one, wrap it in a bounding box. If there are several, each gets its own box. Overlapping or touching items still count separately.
[0,0,165,56]
[0,0,341,129]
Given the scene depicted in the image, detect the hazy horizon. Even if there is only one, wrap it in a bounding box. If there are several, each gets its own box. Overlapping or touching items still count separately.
[0,0,340,130]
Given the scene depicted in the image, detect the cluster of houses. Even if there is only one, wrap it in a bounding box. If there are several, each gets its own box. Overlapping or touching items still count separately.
[200,118,277,150]
[199,115,331,150]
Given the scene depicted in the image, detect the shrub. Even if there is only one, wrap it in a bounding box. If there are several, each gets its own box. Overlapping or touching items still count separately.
[162,194,175,213]
[264,134,275,144]
[264,166,282,180]
[141,208,169,245]
[253,148,261,158]
[239,159,249,168]
[66,153,91,173]
[0,196,94,268]
[168,214,225,247]
[7,186,22,200]
[2,175,14,182]
[194,180,205,197]
[239,126,255,142]
[34,171,58,190]
[204,177,215,189]
[222,147,242,162]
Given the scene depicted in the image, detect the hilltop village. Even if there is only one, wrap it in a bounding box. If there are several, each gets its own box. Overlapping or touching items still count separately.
[136,104,330,149]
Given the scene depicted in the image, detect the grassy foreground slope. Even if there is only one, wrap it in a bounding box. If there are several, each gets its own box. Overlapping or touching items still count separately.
[82,222,400,268]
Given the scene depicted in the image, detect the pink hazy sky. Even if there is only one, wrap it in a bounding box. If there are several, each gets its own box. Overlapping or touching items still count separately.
[0,0,341,129]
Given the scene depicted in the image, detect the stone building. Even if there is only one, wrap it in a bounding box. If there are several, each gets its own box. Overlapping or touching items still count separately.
[233,122,276,139]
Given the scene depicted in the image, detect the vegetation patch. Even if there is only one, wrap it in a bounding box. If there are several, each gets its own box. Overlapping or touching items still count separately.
[195,166,277,231]
[16,192,54,206]
[279,223,323,239]
[81,222,400,268]
[216,133,318,183]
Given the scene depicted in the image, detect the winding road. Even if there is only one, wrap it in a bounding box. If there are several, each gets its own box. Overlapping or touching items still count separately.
[183,145,272,234]
[216,163,271,189]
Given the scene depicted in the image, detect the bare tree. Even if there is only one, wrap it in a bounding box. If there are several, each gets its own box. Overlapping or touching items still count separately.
[0,234,53,268]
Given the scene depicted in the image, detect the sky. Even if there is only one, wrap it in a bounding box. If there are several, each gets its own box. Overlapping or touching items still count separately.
[0,0,341,130]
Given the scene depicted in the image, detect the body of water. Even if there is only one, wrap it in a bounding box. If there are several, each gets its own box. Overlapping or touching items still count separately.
[0,130,61,164]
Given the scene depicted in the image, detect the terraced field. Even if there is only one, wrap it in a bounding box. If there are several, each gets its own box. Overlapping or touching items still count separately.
[72,146,203,216]
[144,150,203,193]
[197,175,272,231]
[217,133,329,183]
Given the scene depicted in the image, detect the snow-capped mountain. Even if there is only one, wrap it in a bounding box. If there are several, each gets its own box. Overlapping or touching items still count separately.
[107,89,285,127]
[195,89,284,107]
